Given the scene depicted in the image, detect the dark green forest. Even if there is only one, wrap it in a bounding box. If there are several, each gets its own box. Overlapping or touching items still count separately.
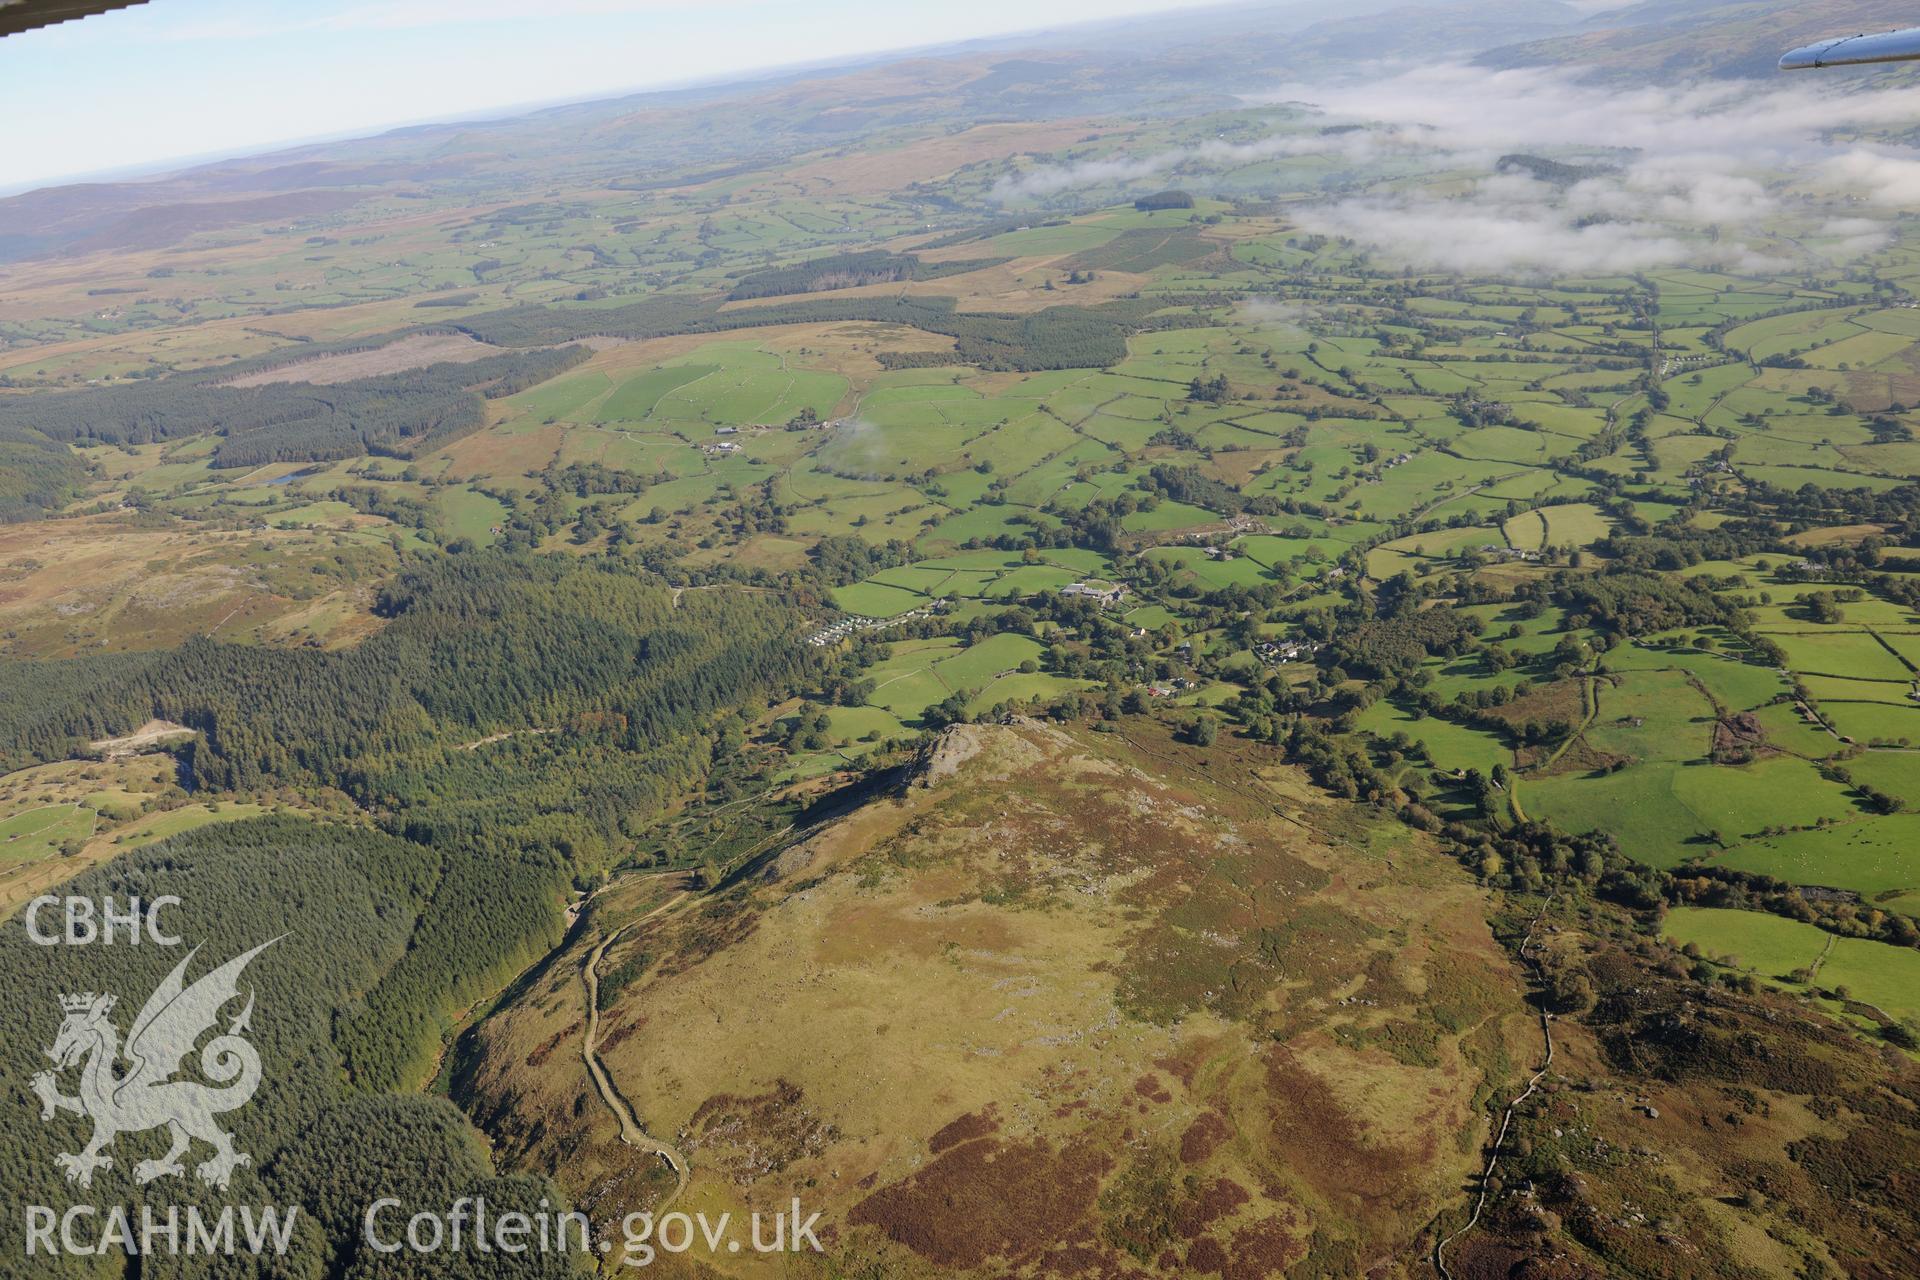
[0,554,818,1091]
[0,421,85,521]
[724,249,1008,300]
[0,344,588,479]
[0,817,575,1279]
[455,291,1216,371]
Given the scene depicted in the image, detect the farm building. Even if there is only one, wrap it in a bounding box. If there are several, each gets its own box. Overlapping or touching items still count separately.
[1062,581,1128,607]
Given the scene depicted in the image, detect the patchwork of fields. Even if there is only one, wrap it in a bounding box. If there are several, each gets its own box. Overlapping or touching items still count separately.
[18,209,1920,996]
[2,32,1920,1275]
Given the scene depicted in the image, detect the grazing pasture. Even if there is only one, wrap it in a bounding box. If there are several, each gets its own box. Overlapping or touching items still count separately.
[1666,906,1920,1026]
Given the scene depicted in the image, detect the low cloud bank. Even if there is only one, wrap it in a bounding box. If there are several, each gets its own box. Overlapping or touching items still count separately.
[990,127,1429,201]
[1292,185,1782,277]
[1254,64,1919,167]
[995,62,1919,276]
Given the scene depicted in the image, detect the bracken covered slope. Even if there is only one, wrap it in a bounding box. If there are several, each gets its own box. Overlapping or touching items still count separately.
[458,721,1537,1277]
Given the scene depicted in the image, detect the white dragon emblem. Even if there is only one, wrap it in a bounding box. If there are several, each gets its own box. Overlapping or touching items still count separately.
[30,938,278,1191]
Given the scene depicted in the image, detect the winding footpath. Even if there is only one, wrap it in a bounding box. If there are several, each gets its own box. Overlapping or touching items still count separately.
[581,893,691,1208]
[1433,895,1558,1280]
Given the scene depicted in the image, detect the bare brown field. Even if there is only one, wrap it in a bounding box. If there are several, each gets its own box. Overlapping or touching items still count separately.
[711,256,1154,316]
[778,119,1104,197]
[0,315,291,383]
[1842,367,1920,415]
[1202,446,1292,489]
[1783,522,1889,548]
[0,277,509,384]
[433,419,569,482]
[580,321,925,386]
[0,197,520,381]
[223,332,503,385]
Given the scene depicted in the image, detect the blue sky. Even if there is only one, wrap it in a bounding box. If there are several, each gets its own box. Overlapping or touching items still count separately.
[0,0,1216,192]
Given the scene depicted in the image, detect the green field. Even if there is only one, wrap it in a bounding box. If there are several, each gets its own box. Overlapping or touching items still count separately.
[596,364,716,422]
[1715,816,1920,895]
[1666,906,1920,1025]
[434,487,510,543]
[106,802,271,853]
[933,632,1044,687]
[0,804,93,863]
[1355,699,1510,775]
[5,22,1920,1280]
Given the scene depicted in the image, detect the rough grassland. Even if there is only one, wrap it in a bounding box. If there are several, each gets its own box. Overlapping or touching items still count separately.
[457,723,1534,1278]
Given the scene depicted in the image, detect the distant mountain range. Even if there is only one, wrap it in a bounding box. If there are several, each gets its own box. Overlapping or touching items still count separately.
[0,0,1911,262]
[1477,0,1920,80]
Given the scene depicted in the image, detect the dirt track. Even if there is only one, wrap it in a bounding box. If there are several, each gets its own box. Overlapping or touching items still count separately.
[88,719,193,756]
[1433,896,1558,1279]
[582,895,691,1207]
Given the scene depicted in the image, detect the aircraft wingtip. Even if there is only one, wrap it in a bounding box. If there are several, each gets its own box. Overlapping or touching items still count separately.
[1778,41,1830,71]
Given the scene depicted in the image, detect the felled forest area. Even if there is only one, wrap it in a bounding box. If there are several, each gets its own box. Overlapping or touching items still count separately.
[0,341,588,481]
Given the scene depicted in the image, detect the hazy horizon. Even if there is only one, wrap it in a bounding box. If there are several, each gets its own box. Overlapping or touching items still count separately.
[0,0,1229,194]
[1,3,1918,1276]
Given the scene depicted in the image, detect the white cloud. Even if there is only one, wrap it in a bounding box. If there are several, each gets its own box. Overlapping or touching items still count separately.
[1252,64,1920,166]
[995,57,1906,275]
[992,153,1175,200]
[989,125,1430,201]
[1818,147,1920,206]
[1235,297,1325,335]
[1292,190,1784,278]
[1575,164,1775,227]
[1292,157,1807,279]
[1248,64,1918,277]
[1814,215,1893,257]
